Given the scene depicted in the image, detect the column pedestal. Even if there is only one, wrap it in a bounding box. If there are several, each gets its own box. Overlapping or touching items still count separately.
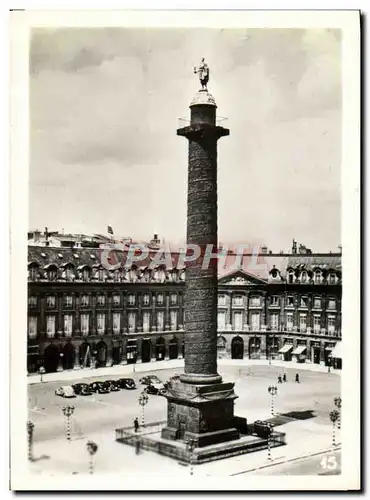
[161,379,239,447]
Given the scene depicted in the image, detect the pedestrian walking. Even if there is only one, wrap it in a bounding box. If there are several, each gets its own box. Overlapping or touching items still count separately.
[283,372,287,383]
[277,374,282,384]
[295,373,300,383]
[134,417,139,433]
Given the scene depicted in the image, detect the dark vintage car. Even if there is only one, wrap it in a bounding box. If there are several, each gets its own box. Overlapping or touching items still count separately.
[89,381,110,394]
[72,383,93,396]
[252,420,273,439]
[102,380,120,392]
[145,383,166,396]
[117,378,137,390]
[139,375,162,386]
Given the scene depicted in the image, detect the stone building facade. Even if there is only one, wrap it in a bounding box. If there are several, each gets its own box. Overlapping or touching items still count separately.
[27,246,342,373]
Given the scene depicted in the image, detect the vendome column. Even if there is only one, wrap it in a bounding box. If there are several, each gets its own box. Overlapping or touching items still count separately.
[162,63,239,447]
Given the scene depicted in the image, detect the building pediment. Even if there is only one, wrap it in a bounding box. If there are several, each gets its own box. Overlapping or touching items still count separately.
[218,270,266,286]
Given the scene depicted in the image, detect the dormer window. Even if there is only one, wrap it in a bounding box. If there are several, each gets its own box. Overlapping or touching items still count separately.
[90,254,96,260]
[301,271,308,283]
[83,267,91,281]
[28,264,39,281]
[314,269,322,284]
[45,265,57,281]
[58,253,63,259]
[287,269,294,284]
[329,273,336,285]
[73,253,79,259]
[270,267,279,279]
[41,252,46,258]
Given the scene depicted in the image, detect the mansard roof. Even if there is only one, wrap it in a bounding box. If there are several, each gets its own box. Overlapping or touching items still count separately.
[28,246,342,280]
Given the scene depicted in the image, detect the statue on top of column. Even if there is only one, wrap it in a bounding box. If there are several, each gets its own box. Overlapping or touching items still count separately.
[194,58,209,91]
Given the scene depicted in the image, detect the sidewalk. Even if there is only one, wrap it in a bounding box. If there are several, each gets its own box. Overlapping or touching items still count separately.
[28,358,340,385]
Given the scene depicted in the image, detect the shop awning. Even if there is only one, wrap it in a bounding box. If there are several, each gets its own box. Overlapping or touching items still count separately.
[292,345,307,355]
[278,344,293,354]
[329,342,342,359]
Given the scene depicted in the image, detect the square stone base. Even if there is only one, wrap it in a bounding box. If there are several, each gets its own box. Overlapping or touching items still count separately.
[161,379,240,447]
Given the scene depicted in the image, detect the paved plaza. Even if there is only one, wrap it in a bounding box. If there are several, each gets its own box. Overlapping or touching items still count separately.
[28,361,341,477]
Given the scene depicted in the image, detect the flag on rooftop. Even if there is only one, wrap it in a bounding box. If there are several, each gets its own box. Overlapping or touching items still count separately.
[107,225,114,235]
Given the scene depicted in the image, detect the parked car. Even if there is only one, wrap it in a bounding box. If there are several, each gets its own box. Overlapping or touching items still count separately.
[89,381,110,394]
[139,375,162,386]
[72,383,93,396]
[145,383,166,396]
[102,380,120,392]
[252,420,273,439]
[117,378,137,390]
[55,386,76,398]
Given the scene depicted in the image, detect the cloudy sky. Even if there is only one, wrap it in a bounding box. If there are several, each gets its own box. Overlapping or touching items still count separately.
[29,28,341,252]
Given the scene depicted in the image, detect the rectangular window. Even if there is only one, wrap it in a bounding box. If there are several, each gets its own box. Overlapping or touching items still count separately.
[250,296,261,307]
[64,315,73,337]
[46,295,56,308]
[300,296,308,308]
[128,294,136,306]
[170,293,177,305]
[170,310,178,331]
[286,313,293,330]
[157,311,164,330]
[314,297,321,309]
[250,312,260,330]
[64,295,73,307]
[299,313,307,332]
[157,294,164,305]
[113,295,120,306]
[286,296,294,307]
[328,299,336,310]
[28,296,37,307]
[143,294,150,306]
[128,312,136,332]
[97,313,105,334]
[28,316,38,339]
[143,311,150,332]
[270,296,279,306]
[270,313,279,330]
[113,313,120,334]
[218,295,226,306]
[327,315,336,334]
[81,314,89,336]
[218,311,226,330]
[313,315,321,333]
[81,295,89,307]
[97,295,105,307]
[46,315,55,337]
[233,295,243,307]
[234,311,243,330]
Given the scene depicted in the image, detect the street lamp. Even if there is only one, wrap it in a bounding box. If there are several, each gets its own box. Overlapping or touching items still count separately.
[185,437,197,476]
[266,423,273,461]
[58,352,64,372]
[38,366,45,383]
[86,440,98,474]
[329,409,340,448]
[27,420,35,461]
[62,405,75,442]
[138,391,149,430]
[268,385,278,417]
[334,397,342,430]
